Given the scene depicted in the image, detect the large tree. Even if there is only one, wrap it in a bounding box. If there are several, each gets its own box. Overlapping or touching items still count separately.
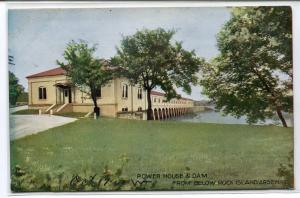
[112,28,203,120]
[57,40,112,117]
[200,7,292,127]
[9,71,24,106]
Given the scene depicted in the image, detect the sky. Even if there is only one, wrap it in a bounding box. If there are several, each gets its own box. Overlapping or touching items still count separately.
[8,7,231,100]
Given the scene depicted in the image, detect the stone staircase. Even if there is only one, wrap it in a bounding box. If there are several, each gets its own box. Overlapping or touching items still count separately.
[46,103,72,114]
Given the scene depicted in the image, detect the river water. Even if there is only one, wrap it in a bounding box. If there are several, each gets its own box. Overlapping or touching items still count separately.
[169,110,293,127]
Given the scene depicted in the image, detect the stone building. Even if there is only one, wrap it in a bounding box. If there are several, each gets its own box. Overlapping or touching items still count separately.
[27,67,195,120]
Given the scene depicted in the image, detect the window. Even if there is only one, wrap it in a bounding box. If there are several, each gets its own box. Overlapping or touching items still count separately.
[122,84,128,98]
[137,88,142,99]
[96,87,101,98]
[154,98,157,103]
[138,107,142,111]
[122,107,128,112]
[38,87,47,100]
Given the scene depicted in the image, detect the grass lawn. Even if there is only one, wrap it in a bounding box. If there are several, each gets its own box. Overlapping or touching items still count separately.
[12,109,39,115]
[55,112,87,118]
[12,110,86,118]
[10,118,293,191]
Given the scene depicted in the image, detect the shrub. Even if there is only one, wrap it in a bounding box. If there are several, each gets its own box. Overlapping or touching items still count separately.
[277,151,294,189]
[11,156,155,192]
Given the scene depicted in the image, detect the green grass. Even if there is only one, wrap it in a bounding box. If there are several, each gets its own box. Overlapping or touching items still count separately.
[10,118,293,190]
[12,109,39,115]
[55,112,87,118]
[12,110,86,118]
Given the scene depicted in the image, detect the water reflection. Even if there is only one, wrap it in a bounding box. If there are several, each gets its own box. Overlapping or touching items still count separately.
[169,110,293,127]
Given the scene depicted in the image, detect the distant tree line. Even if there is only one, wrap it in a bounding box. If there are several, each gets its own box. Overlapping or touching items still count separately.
[9,71,25,106]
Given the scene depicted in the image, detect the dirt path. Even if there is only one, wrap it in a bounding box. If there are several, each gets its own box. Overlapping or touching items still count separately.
[10,114,77,140]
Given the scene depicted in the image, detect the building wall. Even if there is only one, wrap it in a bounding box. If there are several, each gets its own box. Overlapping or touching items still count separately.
[27,74,194,118]
[115,78,147,113]
[72,103,93,113]
[28,75,68,105]
[73,80,117,105]
[151,95,194,109]
[71,77,148,115]
[72,103,117,117]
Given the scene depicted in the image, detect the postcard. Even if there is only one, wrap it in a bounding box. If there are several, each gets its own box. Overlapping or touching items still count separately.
[8,5,294,192]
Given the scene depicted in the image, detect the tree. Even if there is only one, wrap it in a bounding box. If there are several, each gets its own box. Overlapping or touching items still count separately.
[57,40,112,117]
[112,28,203,120]
[200,7,292,127]
[9,71,24,106]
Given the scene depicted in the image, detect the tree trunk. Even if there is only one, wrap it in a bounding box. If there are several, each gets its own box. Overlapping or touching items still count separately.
[251,67,288,128]
[146,89,153,120]
[91,94,100,118]
[276,107,287,127]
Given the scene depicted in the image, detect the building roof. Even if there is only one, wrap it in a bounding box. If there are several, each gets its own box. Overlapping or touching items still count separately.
[150,90,194,101]
[26,67,66,79]
[150,90,165,97]
[26,59,119,79]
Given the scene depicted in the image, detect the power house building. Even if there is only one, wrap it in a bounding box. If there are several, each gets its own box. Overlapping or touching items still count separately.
[26,67,195,120]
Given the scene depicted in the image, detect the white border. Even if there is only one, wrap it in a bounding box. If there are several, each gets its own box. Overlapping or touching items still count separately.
[0,1,9,198]
[1,1,299,197]
[4,1,300,8]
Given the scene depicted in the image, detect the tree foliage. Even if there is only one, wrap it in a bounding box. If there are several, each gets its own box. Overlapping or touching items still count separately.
[57,40,112,117]
[200,7,292,127]
[9,71,24,106]
[112,28,203,120]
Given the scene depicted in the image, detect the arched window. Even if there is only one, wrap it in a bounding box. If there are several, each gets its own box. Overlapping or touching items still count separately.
[137,88,142,99]
[137,107,142,111]
[122,84,128,98]
[38,86,47,99]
